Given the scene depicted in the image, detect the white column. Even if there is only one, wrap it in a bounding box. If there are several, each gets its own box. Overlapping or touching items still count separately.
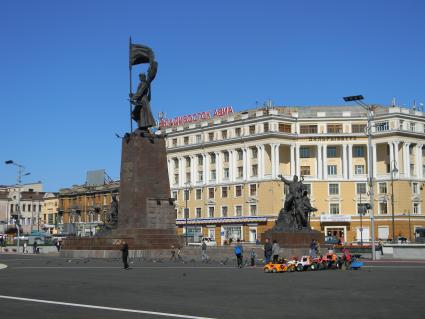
[228,150,234,182]
[178,157,184,187]
[290,144,295,177]
[167,159,172,185]
[204,153,209,184]
[190,155,196,185]
[372,143,377,178]
[323,144,328,179]
[295,144,300,177]
[275,143,281,178]
[342,144,348,179]
[416,144,423,178]
[215,151,221,183]
[243,147,248,181]
[389,141,394,174]
[275,144,280,178]
[393,141,400,178]
[419,145,424,179]
[270,144,276,178]
[348,144,353,179]
[404,142,411,178]
[256,145,265,179]
[317,145,322,180]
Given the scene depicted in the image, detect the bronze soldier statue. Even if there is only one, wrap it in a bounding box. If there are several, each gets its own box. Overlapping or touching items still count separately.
[129,44,158,131]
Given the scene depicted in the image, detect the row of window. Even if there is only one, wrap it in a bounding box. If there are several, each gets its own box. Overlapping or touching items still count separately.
[10,203,43,213]
[175,184,258,200]
[183,204,257,218]
[300,164,365,176]
[173,164,260,184]
[170,122,374,148]
[173,181,421,201]
[300,145,365,158]
[181,201,421,218]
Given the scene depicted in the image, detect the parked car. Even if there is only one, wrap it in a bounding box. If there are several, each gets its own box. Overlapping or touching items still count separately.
[325,236,340,244]
[188,237,217,247]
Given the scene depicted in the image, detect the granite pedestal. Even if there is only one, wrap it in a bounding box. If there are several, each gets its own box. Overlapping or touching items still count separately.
[63,131,181,253]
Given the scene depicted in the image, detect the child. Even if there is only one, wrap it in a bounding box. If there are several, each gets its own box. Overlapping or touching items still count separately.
[250,248,256,268]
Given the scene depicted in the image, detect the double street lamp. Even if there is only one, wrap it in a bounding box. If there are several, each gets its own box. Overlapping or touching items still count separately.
[5,160,31,253]
[343,95,377,260]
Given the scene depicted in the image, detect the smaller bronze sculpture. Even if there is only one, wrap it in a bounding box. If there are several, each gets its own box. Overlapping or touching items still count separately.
[106,193,119,229]
[275,174,317,231]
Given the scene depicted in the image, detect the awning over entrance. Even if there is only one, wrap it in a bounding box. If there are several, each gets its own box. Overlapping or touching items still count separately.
[320,215,351,223]
[176,216,269,225]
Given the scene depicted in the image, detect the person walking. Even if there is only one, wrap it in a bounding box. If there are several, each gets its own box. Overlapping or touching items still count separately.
[121,241,129,270]
[250,248,256,268]
[33,241,37,254]
[234,239,244,268]
[272,240,280,263]
[264,238,273,263]
[309,239,317,258]
[201,240,209,262]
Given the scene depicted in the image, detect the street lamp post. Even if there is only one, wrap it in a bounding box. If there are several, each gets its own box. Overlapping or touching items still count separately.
[344,95,377,260]
[390,161,398,242]
[407,209,412,242]
[5,160,30,253]
[184,182,191,246]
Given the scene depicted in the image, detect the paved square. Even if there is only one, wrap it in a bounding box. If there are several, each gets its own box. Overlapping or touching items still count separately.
[0,254,424,319]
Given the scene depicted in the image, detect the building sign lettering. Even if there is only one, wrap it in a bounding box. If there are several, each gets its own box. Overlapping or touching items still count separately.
[308,136,357,142]
[160,106,234,127]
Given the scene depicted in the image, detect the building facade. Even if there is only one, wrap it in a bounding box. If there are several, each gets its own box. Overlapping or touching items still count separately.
[41,193,59,234]
[58,181,119,236]
[164,105,425,245]
[0,182,45,234]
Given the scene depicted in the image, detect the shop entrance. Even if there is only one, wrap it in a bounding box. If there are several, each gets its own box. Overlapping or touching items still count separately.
[325,226,346,243]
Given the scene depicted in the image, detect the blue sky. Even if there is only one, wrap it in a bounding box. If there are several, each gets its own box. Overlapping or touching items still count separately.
[1,0,424,191]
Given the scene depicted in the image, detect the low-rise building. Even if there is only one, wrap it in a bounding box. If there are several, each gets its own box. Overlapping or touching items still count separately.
[58,181,119,236]
[41,193,59,234]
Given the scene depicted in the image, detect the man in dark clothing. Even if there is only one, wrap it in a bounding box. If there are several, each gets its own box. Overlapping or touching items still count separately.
[264,238,273,263]
[121,241,129,270]
[33,241,38,254]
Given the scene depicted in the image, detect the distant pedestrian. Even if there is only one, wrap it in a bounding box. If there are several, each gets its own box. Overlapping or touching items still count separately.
[201,240,209,262]
[250,248,256,268]
[272,240,280,263]
[121,241,129,270]
[33,241,37,254]
[23,241,28,254]
[378,241,384,255]
[309,240,317,257]
[234,239,244,268]
[315,240,321,256]
[55,240,61,252]
[264,238,273,263]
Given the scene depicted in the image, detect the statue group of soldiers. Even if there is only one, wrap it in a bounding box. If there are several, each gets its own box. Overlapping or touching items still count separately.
[277,175,317,231]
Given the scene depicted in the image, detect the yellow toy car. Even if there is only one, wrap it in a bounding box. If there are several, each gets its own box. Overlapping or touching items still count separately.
[263,259,295,273]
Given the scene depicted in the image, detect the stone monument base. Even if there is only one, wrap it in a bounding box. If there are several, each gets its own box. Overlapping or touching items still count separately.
[63,131,182,252]
[262,229,324,256]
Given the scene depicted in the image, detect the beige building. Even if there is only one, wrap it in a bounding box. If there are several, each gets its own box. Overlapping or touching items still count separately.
[41,193,59,234]
[163,105,425,245]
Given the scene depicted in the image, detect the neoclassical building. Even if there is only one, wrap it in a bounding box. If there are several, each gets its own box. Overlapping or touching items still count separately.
[164,105,425,245]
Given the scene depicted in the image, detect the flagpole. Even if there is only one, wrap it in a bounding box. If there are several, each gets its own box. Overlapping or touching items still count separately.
[129,36,133,133]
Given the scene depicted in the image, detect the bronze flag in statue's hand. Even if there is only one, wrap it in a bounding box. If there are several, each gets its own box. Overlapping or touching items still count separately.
[130,44,154,66]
